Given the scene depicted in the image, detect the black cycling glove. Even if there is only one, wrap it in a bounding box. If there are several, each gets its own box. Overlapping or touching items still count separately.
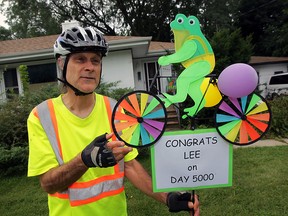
[81,133,117,168]
[166,192,191,212]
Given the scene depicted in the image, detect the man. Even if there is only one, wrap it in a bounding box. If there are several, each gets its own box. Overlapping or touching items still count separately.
[27,26,199,216]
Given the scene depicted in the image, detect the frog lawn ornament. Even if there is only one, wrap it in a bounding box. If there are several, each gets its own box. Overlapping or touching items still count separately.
[158,14,220,118]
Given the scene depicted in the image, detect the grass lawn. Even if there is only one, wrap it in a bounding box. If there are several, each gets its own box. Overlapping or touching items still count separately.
[1,146,288,216]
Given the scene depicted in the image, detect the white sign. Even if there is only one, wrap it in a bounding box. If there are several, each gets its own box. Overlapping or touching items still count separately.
[151,129,233,192]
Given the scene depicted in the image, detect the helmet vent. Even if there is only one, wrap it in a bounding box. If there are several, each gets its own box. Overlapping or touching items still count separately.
[96,34,102,43]
[66,34,74,42]
[86,29,93,41]
[77,32,85,41]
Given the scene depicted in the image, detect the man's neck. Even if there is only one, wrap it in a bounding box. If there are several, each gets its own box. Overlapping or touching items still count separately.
[62,91,96,118]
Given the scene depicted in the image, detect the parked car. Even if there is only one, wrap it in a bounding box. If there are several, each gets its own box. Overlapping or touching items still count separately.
[266,73,288,99]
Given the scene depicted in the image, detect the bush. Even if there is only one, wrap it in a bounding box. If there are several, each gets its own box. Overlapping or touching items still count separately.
[0,146,28,176]
[267,95,288,138]
[0,84,60,175]
[96,80,133,100]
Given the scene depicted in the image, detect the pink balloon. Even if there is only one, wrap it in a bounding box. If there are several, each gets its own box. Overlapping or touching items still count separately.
[218,63,258,98]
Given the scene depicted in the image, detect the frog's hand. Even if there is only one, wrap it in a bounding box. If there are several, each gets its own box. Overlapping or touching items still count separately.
[158,40,197,66]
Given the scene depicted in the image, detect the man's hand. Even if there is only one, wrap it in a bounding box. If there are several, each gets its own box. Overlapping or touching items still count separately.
[81,133,132,168]
[166,192,199,215]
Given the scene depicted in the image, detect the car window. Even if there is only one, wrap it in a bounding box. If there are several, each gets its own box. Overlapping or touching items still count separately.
[269,74,288,85]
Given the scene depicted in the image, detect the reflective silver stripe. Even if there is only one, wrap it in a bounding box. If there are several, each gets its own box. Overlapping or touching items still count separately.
[37,100,64,165]
[118,159,124,173]
[69,177,124,202]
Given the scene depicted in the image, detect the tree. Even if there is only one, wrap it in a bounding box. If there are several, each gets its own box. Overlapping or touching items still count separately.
[113,0,203,41]
[1,0,62,38]
[50,0,119,36]
[236,0,288,56]
[198,0,240,38]
[210,28,253,75]
[0,26,12,40]
[49,0,204,40]
[49,0,241,41]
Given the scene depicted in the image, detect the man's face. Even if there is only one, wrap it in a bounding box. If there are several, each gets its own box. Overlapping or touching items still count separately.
[66,52,102,93]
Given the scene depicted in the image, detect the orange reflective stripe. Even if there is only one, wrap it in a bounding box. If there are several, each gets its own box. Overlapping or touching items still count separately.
[103,96,116,141]
[49,192,69,199]
[114,163,121,173]
[32,107,39,118]
[46,99,63,159]
[70,172,124,189]
[103,96,122,174]
[70,187,124,207]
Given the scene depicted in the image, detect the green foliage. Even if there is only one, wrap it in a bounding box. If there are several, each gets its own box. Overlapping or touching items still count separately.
[96,80,133,100]
[210,28,253,75]
[18,65,30,93]
[267,96,288,138]
[237,0,288,56]
[0,146,28,176]
[0,26,12,40]
[1,0,61,38]
[0,84,60,176]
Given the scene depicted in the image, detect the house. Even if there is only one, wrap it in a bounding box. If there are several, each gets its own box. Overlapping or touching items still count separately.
[1,22,287,101]
[249,56,288,97]
[0,21,174,101]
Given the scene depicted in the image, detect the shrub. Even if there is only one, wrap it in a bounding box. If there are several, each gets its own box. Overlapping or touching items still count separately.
[0,84,60,175]
[96,80,133,100]
[267,96,288,138]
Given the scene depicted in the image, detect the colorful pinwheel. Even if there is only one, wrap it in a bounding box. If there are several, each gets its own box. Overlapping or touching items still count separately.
[215,93,271,145]
[111,91,167,148]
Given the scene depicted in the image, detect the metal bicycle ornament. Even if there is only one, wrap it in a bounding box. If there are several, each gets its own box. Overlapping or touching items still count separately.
[111,14,272,148]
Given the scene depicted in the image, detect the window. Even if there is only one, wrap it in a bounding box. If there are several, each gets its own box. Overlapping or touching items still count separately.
[28,63,57,84]
[4,68,19,94]
[269,74,288,85]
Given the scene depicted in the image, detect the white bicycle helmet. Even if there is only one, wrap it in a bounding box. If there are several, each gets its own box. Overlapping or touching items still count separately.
[54,26,108,58]
[54,26,108,96]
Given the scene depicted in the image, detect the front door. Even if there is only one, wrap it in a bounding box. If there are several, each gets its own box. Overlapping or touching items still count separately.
[144,62,161,95]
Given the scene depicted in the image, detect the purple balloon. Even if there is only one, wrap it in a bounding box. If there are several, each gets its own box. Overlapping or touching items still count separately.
[218,63,258,98]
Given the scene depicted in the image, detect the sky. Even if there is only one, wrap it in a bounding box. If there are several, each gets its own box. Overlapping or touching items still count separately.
[0,0,8,28]
[0,13,8,28]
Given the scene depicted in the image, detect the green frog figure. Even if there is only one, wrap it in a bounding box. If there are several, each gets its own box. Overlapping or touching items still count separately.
[158,14,216,118]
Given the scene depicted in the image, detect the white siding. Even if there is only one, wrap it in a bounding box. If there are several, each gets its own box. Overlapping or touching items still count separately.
[102,50,135,89]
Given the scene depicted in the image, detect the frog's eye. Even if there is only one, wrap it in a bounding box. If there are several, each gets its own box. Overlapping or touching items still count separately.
[189,19,195,26]
[177,17,184,24]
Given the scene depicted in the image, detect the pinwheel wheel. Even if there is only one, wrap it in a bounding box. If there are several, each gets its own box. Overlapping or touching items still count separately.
[215,93,271,145]
[111,91,167,148]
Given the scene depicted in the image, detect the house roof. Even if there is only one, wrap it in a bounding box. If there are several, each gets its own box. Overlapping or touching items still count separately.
[0,35,173,56]
[1,34,286,65]
[249,56,288,65]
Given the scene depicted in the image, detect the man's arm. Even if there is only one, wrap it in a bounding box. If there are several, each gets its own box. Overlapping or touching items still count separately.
[40,153,87,194]
[40,133,132,194]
